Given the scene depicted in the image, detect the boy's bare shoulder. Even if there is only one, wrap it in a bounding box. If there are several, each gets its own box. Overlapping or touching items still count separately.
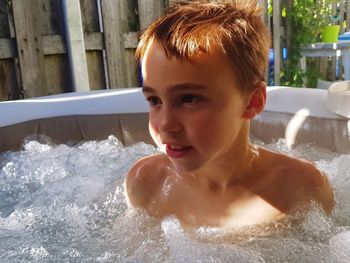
[125,153,171,208]
[258,147,334,213]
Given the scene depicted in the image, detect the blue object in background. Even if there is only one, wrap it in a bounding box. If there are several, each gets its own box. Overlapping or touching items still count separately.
[338,32,350,40]
[139,63,143,86]
[268,48,288,86]
[269,48,274,85]
[283,47,288,60]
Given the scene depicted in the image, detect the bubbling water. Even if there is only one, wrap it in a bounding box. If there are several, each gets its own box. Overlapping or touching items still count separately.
[0,135,349,262]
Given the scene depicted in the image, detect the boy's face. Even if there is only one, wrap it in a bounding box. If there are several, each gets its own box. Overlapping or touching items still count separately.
[141,40,253,173]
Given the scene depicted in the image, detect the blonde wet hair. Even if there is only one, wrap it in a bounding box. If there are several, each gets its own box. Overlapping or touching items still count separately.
[135,0,271,91]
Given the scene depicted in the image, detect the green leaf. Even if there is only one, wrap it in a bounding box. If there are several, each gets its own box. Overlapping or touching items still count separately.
[281,7,287,17]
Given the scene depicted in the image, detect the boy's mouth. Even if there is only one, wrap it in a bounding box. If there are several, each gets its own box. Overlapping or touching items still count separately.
[165,144,192,158]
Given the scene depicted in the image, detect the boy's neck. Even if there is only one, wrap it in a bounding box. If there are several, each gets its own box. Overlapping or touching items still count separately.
[188,122,258,191]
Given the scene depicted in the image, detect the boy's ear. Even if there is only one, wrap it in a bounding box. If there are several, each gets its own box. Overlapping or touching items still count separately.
[242,82,266,120]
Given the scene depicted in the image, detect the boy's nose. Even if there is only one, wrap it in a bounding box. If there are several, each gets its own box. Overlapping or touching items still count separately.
[158,107,182,134]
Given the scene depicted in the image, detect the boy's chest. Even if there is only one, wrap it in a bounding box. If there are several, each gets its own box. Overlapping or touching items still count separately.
[150,183,283,228]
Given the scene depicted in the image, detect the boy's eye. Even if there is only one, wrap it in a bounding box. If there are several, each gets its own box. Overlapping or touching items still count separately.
[181,94,201,104]
[146,96,161,106]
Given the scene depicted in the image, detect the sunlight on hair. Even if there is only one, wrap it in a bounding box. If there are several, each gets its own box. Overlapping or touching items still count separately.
[135,0,270,91]
[140,38,156,83]
[285,108,310,148]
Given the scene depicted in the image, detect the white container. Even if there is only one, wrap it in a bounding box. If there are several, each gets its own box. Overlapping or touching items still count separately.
[326,81,350,119]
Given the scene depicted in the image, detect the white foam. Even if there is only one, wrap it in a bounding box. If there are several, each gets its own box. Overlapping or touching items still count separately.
[0,137,350,262]
[329,231,350,263]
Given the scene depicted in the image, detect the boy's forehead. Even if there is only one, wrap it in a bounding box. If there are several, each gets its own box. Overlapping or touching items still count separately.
[142,43,245,97]
[141,39,242,92]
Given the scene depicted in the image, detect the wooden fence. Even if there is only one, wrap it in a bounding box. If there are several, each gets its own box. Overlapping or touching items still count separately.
[0,0,144,101]
[0,0,349,101]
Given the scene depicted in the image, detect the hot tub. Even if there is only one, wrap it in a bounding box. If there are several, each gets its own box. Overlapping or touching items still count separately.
[1,86,349,153]
[1,87,350,262]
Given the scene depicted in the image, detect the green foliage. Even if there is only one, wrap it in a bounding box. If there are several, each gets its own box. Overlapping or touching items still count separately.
[281,0,340,88]
[268,0,273,15]
[317,0,341,26]
[281,0,318,87]
[4,0,11,9]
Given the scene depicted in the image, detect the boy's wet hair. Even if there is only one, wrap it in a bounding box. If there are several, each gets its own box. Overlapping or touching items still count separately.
[135,0,271,91]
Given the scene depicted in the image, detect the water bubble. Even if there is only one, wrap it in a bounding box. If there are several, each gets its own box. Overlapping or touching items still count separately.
[329,231,350,263]
[0,137,349,262]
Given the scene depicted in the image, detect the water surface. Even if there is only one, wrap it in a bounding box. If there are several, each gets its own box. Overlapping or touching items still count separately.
[0,136,349,262]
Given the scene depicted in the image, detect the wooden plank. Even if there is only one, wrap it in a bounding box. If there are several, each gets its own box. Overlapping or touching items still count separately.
[12,0,48,98]
[43,32,103,53]
[38,0,69,94]
[138,0,164,30]
[314,0,327,83]
[343,50,350,80]
[1,32,112,59]
[62,0,90,91]
[0,38,16,58]
[300,49,339,57]
[44,55,70,94]
[0,59,18,100]
[266,0,272,85]
[6,5,22,99]
[85,32,104,50]
[123,32,139,49]
[137,0,164,86]
[39,0,62,35]
[120,0,140,87]
[0,1,18,100]
[42,33,102,55]
[100,0,139,88]
[257,0,269,83]
[338,55,343,80]
[79,0,103,90]
[7,0,15,36]
[285,0,293,85]
[101,0,127,88]
[96,0,110,89]
[0,65,8,100]
[285,0,292,49]
[273,0,280,85]
[300,57,306,73]
[42,35,66,55]
[339,0,345,34]
[330,3,337,81]
[86,51,105,90]
[79,0,103,89]
[267,0,271,39]
[319,57,328,80]
[0,0,10,37]
[80,0,100,33]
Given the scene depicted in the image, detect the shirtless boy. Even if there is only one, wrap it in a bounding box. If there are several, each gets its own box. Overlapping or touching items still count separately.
[125,0,334,228]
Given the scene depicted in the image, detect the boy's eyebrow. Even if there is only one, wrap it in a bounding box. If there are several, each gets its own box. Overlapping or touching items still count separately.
[142,83,210,93]
[142,86,155,93]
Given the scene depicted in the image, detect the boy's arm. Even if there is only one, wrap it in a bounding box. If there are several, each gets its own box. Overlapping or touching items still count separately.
[272,153,335,215]
[300,161,335,214]
[283,155,335,214]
